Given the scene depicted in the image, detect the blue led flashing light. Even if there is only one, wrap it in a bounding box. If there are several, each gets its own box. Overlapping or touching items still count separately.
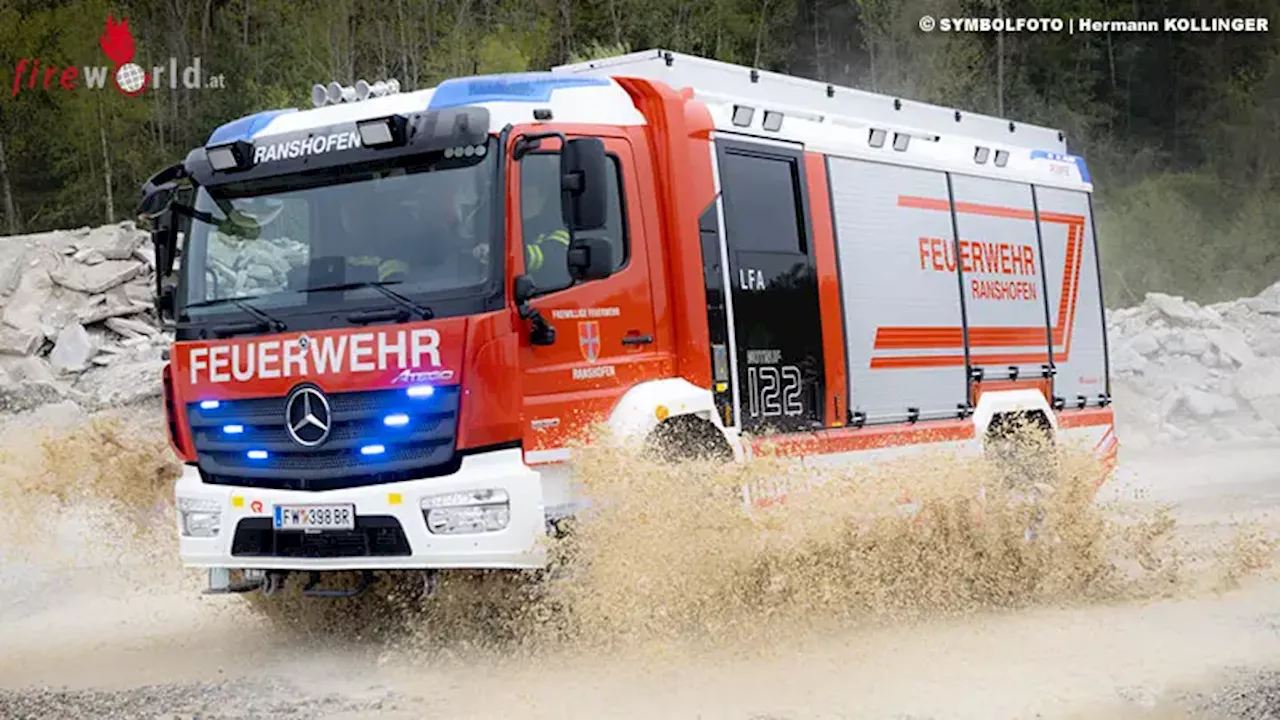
[406,385,434,399]
[247,450,268,460]
[383,414,410,427]
[361,444,387,456]
[427,73,609,111]
[223,424,245,434]
[200,400,220,410]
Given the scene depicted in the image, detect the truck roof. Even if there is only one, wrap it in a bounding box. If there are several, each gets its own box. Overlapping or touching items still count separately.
[204,48,1090,191]
[553,50,1090,191]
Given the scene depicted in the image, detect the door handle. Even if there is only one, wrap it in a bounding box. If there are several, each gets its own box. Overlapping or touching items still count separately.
[621,333,653,346]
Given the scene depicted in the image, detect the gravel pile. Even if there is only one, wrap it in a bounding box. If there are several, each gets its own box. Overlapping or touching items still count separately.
[0,218,308,415]
[0,221,168,413]
[1107,282,1280,449]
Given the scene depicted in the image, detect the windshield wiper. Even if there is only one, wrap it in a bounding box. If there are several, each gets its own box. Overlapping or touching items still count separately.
[304,281,434,321]
[186,296,287,335]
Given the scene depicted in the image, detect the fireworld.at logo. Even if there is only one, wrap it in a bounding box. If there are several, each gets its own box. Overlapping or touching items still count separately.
[8,15,225,98]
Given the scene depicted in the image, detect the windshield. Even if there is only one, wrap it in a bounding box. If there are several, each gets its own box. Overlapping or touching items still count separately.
[178,140,496,318]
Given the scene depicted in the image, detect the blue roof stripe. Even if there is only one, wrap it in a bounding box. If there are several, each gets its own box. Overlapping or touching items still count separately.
[427,72,609,111]
[207,108,297,146]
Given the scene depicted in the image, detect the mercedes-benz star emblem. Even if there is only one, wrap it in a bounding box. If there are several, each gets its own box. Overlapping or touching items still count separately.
[285,386,331,447]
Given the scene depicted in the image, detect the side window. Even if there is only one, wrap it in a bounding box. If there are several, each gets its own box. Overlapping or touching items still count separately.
[719,151,807,255]
[520,151,627,294]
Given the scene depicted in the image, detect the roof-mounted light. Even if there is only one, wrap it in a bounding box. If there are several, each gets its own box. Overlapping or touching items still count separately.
[356,78,401,100]
[206,140,253,171]
[357,114,409,148]
[311,78,402,107]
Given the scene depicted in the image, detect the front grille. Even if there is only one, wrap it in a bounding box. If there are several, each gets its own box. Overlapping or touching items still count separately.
[186,385,461,490]
[230,516,412,558]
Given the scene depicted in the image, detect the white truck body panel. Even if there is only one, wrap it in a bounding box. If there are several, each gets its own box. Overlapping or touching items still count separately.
[827,157,969,423]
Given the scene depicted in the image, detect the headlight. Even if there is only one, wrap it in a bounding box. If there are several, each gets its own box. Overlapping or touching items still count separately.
[177,497,222,538]
[420,489,510,535]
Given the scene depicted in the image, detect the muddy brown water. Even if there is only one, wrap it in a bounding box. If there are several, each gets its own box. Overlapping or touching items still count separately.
[0,409,1277,719]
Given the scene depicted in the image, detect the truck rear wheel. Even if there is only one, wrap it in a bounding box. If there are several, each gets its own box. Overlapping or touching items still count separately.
[644,415,734,464]
[984,411,1057,540]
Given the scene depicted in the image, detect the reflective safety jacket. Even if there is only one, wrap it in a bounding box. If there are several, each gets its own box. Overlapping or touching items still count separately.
[348,256,411,282]
[524,228,570,272]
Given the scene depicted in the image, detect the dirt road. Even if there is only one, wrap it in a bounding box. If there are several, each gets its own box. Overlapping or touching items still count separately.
[0,414,1277,720]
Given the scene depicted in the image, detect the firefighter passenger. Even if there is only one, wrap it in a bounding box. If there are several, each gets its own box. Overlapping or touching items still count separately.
[519,166,571,291]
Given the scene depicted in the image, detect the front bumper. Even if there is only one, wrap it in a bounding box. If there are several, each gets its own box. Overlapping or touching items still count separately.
[174,448,550,571]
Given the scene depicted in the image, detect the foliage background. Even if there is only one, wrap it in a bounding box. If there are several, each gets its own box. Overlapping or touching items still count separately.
[1,0,1277,306]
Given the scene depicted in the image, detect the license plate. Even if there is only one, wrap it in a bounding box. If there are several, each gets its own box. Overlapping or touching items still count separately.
[273,504,355,531]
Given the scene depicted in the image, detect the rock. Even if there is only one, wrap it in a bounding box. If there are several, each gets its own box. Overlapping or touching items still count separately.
[1179,389,1238,419]
[48,322,95,373]
[104,227,145,260]
[1,266,55,336]
[1234,361,1280,429]
[132,245,156,268]
[0,250,25,295]
[105,316,158,338]
[0,326,43,355]
[0,356,73,413]
[1145,292,1210,325]
[77,292,150,325]
[73,247,107,265]
[1204,328,1256,367]
[73,358,166,409]
[1111,343,1147,374]
[1162,330,1210,356]
[1128,330,1160,356]
[49,259,144,294]
[124,281,154,305]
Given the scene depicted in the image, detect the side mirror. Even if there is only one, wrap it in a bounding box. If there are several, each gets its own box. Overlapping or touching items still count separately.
[560,137,608,232]
[138,182,178,219]
[567,236,614,282]
[137,162,187,219]
[513,274,537,305]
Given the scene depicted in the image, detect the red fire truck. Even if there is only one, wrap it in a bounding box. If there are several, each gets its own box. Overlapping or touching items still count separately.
[137,50,1117,598]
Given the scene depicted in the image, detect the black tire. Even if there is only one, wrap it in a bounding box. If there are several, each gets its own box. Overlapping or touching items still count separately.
[644,415,734,464]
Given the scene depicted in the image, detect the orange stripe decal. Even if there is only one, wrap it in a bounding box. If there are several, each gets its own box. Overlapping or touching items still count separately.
[874,195,1088,364]
[1057,407,1113,429]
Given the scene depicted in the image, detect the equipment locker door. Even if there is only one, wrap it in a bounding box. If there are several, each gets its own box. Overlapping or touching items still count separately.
[947,175,1054,391]
[715,139,825,435]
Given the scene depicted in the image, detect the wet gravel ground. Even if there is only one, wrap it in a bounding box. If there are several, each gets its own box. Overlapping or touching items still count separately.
[1,672,1278,720]
[1190,670,1280,720]
[0,679,399,720]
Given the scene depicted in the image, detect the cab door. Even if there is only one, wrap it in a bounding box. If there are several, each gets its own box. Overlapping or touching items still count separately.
[511,132,660,457]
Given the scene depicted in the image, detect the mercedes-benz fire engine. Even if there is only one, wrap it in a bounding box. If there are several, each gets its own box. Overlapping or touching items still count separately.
[137,50,1118,598]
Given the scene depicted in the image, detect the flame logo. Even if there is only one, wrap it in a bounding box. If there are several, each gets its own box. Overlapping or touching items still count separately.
[99,15,148,96]
[99,15,135,65]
